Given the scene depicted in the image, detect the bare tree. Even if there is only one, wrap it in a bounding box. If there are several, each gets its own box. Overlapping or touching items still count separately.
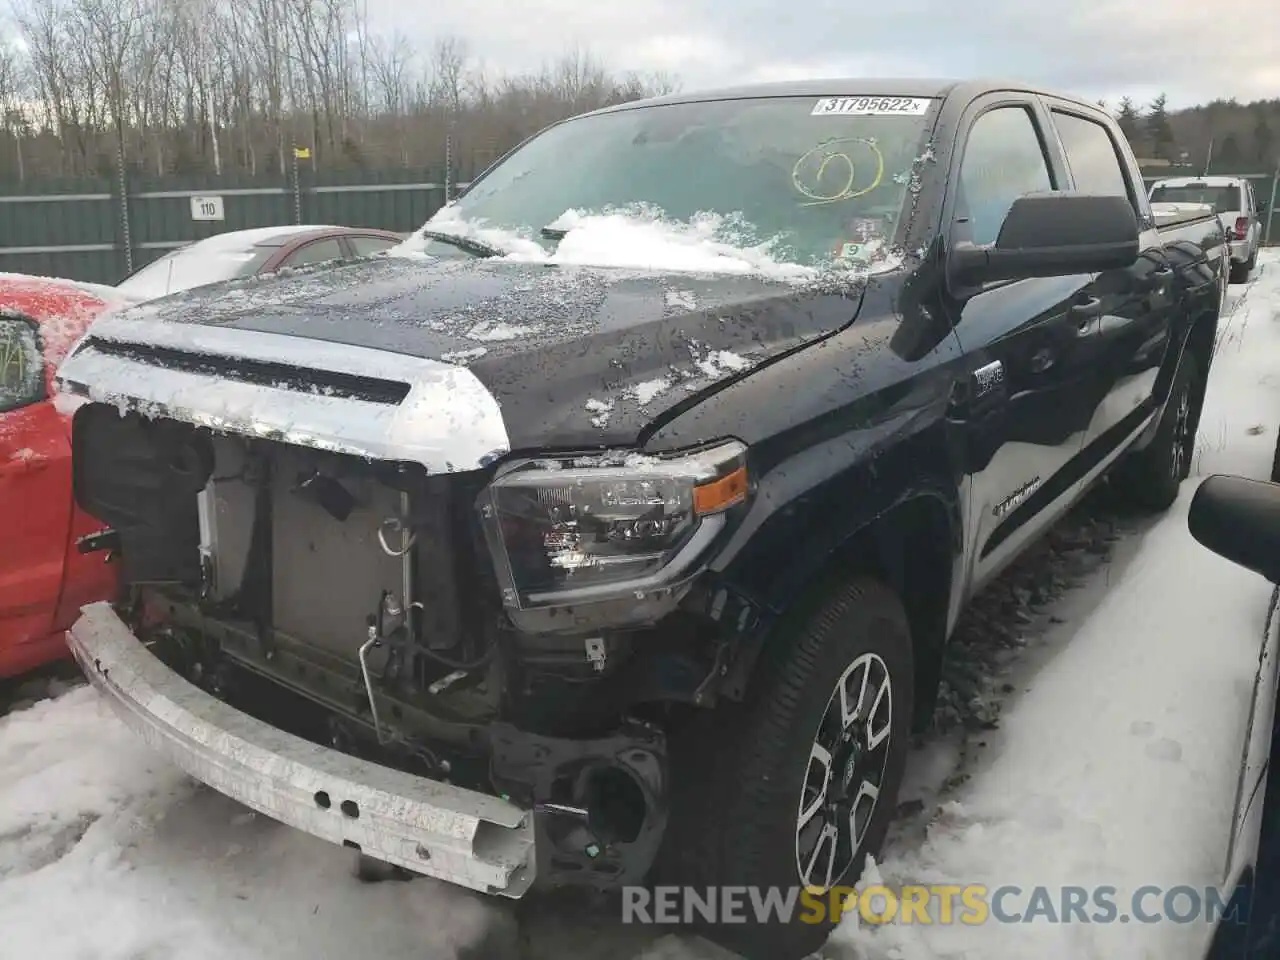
[0,0,684,180]
[0,33,29,178]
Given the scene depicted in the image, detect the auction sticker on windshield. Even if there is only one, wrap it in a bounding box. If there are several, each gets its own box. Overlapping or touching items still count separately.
[811,97,932,116]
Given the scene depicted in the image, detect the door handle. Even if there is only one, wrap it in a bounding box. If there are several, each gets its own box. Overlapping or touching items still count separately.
[1071,296,1102,334]
[1139,267,1173,291]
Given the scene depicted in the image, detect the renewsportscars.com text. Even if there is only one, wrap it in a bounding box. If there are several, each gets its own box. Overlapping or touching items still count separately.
[621,884,1247,926]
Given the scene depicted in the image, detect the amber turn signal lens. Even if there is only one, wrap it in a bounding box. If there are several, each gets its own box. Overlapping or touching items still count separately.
[693,465,748,515]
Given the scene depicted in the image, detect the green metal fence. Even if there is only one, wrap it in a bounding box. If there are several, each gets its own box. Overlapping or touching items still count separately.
[3,167,1277,286]
[0,168,465,285]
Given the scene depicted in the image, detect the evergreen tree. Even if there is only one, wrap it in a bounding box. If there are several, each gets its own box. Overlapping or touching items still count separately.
[1116,97,1141,145]
[1146,93,1176,160]
[1219,133,1243,168]
[1253,106,1274,166]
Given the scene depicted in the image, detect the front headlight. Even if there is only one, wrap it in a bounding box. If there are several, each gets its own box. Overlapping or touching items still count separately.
[478,440,748,610]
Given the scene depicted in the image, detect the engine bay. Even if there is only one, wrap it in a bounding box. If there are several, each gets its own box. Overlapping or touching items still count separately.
[68,401,720,886]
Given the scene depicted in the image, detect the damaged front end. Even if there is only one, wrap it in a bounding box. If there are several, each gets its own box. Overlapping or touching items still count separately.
[57,315,752,895]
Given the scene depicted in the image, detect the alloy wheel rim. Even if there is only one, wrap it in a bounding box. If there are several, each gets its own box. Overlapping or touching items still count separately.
[1170,384,1192,480]
[794,652,893,891]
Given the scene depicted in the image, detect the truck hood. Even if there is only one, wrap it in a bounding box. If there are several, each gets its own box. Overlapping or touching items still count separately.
[58,255,872,470]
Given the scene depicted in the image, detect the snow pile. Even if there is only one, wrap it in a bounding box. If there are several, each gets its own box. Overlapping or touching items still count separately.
[0,687,513,959]
[0,688,211,958]
[391,205,890,281]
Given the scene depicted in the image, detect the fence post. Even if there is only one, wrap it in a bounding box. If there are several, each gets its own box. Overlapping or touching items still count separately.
[291,143,302,224]
[115,139,134,275]
[444,129,454,204]
[1265,166,1278,247]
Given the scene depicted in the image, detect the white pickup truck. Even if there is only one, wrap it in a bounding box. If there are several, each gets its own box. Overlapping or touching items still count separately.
[1149,176,1262,282]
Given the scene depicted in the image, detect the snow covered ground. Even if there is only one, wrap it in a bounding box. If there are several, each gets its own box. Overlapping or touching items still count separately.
[2,253,1279,960]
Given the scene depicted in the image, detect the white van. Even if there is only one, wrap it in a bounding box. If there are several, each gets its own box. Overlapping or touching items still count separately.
[1148,175,1262,282]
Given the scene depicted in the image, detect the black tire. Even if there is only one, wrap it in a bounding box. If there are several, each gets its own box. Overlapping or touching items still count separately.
[1247,246,1259,272]
[654,577,914,960]
[1117,353,1200,511]
[1230,259,1249,284]
[1270,431,1280,485]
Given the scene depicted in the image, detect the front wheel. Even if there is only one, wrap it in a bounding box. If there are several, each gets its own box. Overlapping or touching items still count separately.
[655,577,914,960]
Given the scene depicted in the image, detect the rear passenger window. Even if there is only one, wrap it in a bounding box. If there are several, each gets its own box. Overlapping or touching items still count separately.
[957,106,1055,246]
[1051,111,1132,205]
[349,236,398,257]
[282,238,344,268]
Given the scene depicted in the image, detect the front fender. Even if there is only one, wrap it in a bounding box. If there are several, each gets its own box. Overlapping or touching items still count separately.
[709,414,962,616]
[699,400,964,706]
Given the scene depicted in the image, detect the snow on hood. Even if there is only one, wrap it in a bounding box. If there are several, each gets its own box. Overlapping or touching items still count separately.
[389,205,903,281]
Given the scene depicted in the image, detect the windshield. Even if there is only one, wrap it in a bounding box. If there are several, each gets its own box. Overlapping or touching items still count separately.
[117,243,276,299]
[1149,183,1244,212]
[401,95,938,276]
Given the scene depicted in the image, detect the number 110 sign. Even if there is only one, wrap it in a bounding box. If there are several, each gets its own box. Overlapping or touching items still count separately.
[190,196,225,221]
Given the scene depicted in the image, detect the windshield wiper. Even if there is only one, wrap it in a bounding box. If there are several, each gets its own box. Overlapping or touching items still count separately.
[416,228,504,258]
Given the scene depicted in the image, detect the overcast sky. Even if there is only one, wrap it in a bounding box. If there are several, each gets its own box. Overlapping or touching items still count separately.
[368,0,1279,110]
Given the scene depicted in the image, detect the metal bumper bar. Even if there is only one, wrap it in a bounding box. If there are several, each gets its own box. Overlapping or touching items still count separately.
[67,601,535,896]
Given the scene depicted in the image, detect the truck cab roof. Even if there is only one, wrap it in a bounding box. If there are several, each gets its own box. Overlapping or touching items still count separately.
[589,78,1109,117]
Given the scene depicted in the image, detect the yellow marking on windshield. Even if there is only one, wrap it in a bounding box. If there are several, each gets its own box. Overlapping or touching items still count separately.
[792,137,886,207]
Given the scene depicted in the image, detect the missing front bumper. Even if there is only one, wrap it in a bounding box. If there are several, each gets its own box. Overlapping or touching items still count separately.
[67,601,536,896]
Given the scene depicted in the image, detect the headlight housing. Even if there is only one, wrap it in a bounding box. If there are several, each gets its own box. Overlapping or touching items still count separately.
[477,440,748,610]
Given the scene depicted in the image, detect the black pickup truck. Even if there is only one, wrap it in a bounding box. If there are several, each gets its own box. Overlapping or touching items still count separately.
[57,79,1226,959]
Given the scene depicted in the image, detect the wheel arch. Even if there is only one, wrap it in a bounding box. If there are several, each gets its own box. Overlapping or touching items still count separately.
[720,489,960,733]
[1134,298,1218,455]
[1181,308,1218,444]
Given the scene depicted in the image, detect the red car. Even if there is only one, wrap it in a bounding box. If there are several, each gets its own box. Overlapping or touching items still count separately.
[0,275,124,677]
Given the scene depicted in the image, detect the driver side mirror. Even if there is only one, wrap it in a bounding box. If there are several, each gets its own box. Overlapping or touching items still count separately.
[0,316,45,413]
[949,192,1140,288]
[1188,475,1280,584]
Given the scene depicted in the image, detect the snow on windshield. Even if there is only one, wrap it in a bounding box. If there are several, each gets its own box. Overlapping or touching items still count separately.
[117,246,264,300]
[390,202,915,282]
[117,226,350,300]
[388,95,935,280]
[392,205,832,281]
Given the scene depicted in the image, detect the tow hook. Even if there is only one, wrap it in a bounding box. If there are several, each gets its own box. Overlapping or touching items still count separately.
[77,528,120,562]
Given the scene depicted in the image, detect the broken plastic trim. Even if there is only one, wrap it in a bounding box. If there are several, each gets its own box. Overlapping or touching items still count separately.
[68,601,536,895]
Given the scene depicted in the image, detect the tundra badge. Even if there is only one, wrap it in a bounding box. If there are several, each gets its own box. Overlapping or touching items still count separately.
[972,360,1005,397]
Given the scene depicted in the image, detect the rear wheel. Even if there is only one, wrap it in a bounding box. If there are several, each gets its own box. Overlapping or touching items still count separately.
[1230,255,1251,284]
[1116,353,1200,511]
[655,577,914,960]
